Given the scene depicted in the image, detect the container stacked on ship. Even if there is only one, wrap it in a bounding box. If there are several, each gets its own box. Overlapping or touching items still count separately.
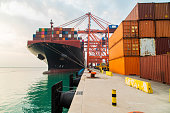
[33,27,79,41]
[109,2,170,84]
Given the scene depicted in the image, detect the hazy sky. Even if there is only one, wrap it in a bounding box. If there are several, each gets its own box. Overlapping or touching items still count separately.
[0,0,169,67]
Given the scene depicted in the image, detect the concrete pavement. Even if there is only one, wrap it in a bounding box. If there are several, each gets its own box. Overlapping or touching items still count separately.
[68,69,170,113]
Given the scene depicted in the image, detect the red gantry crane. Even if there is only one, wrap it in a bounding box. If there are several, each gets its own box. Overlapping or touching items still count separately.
[58,12,117,67]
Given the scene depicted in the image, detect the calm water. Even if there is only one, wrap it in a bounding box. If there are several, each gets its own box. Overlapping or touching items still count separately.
[0,67,76,113]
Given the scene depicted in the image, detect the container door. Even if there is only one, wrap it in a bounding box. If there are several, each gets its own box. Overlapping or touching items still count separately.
[140,38,156,56]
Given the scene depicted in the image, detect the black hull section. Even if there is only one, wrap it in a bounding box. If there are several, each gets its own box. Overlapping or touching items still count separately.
[28,42,84,72]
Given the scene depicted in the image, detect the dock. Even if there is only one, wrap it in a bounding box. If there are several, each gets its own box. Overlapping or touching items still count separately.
[68,69,170,113]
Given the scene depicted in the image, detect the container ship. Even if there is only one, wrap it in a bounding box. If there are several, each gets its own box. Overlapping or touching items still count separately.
[27,21,85,73]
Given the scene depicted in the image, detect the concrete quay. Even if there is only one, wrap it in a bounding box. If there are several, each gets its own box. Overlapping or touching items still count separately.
[68,69,170,113]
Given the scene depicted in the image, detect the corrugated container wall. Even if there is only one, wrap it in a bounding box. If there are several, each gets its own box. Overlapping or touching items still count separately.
[140,54,170,84]
[138,3,155,20]
[125,3,155,20]
[139,20,155,37]
[109,20,138,49]
[140,38,156,56]
[156,38,170,55]
[109,57,140,75]
[155,3,170,20]
[156,20,170,37]
[126,3,170,20]
[125,4,139,20]
[109,39,139,60]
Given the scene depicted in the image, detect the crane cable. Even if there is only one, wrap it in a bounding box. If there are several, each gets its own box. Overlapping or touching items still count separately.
[41,43,84,67]
[74,15,88,28]
[58,14,87,28]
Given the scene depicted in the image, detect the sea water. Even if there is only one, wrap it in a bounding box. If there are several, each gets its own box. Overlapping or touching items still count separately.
[0,67,75,113]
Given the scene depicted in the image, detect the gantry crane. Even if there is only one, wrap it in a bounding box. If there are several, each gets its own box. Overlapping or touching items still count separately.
[58,12,117,67]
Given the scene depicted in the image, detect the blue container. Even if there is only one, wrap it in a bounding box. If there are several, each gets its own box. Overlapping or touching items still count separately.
[62,31,65,34]
[44,31,48,35]
[65,37,68,40]
[65,31,68,34]
[74,31,77,34]
[102,37,105,40]
[109,25,118,29]
[33,34,36,38]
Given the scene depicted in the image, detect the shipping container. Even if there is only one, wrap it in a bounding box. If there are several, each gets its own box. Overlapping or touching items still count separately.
[139,20,155,37]
[59,28,62,31]
[71,28,74,31]
[109,25,118,29]
[156,20,170,37]
[140,38,156,56]
[138,3,155,20]
[109,57,140,75]
[44,31,47,35]
[156,38,170,55]
[33,34,36,38]
[41,35,45,38]
[126,3,170,20]
[109,38,139,60]
[65,37,68,40]
[56,31,59,34]
[59,34,62,38]
[125,3,155,20]
[109,20,138,49]
[62,31,65,34]
[68,34,71,38]
[125,4,139,20]
[74,34,78,38]
[155,3,170,20]
[41,32,44,35]
[54,27,60,31]
[65,31,68,34]
[140,54,170,84]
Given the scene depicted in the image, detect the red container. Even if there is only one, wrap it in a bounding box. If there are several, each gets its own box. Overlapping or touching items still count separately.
[156,38,170,55]
[140,54,170,84]
[125,3,155,20]
[139,20,155,37]
[138,3,155,20]
[125,4,139,20]
[54,27,60,31]
[156,20,170,37]
[155,3,170,20]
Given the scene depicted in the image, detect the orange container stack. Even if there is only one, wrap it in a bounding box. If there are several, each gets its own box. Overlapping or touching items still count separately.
[109,2,170,77]
[109,21,140,75]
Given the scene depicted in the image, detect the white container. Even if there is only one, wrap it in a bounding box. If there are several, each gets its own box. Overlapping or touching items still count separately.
[140,38,156,56]
[68,34,71,38]
[59,34,62,38]
[74,34,78,38]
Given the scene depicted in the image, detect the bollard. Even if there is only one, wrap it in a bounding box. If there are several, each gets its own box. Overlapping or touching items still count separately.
[169,89,170,103]
[76,72,78,78]
[69,74,73,90]
[112,89,116,107]
[101,70,104,74]
[91,72,96,78]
